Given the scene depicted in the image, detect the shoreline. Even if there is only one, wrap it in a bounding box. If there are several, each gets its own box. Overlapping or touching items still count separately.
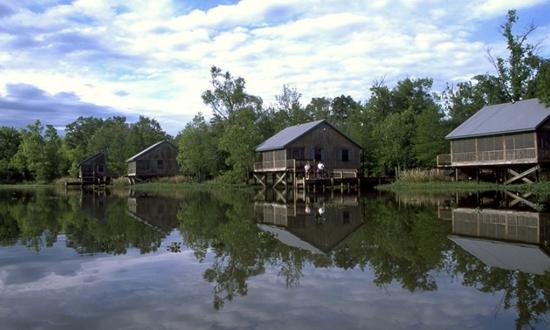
[0,181,254,192]
[376,181,550,195]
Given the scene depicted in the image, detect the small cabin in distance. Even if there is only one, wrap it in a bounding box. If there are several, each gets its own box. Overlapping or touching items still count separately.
[441,98,550,184]
[77,151,109,184]
[127,141,178,184]
[254,120,362,187]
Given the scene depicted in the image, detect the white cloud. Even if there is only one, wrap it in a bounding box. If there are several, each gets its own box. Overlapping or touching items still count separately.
[0,0,549,133]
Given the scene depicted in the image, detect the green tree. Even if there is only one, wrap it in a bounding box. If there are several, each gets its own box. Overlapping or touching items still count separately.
[177,114,218,181]
[533,60,550,105]
[64,116,104,175]
[88,116,130,176]
[202,66,263,120]
[11,121,65,182]
[412,106,449,167]
[128,116,170,155]
[305,97,331,120]
[219,108,262,182]
[0,127,22,183]
[489,10,541,102]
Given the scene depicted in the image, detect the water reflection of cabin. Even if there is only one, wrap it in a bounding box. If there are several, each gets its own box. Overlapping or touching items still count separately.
[255,195,364,254]
[253,120,362,187]
[127,141,178,184]
[449,207,550,275]
[79,191,108,222]
[440,99,550,184]
[77,151,109,184]
[127,194,179,232]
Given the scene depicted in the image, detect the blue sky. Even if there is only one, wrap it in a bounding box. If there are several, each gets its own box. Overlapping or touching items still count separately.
[0,0,549,134]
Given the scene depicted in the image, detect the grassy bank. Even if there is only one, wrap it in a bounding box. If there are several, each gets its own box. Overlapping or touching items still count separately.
[0,183,54,190]
[129,181,253,192]
[377,180,550,194]
[0,179,255,193]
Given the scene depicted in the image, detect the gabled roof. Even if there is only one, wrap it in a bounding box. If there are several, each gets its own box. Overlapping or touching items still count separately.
[446,98,550,140]
[77,151,104,166]
[127,140,176,162]
[255,119,362,152]
[449,235,550,275]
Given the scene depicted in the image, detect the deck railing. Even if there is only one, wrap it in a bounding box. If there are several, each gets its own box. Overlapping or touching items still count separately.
[254,159,308,172]
[451,147,537,164]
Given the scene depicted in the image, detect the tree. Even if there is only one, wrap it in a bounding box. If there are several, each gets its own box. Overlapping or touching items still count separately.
[442,81,488,128]
[219,108,262,182]
[0,127,22,183]
[533,60,550,105]
[412,106,448,167]
[305,97,331,120]
[87,117,130,176]
[177,114,218,181]
[11,121,65,182]
[201,66,263,120]
[64,117,104,176]
[128,116,170,155]
[488,10,542,102]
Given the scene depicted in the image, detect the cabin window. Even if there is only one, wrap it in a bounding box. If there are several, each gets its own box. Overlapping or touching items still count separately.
[157,160,164,169]
[290,147,305,160]
[341,149,350,162]
[97,164,104,173]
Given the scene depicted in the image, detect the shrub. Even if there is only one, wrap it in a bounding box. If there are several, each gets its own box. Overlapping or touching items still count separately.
[398,168,450,183]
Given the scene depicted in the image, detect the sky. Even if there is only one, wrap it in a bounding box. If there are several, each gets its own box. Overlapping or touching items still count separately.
[0,0,549,135]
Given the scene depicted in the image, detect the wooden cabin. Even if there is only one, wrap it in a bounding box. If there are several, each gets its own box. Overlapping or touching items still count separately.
[77,151,109,184]
[254,120,362,187]
[127,141,178,184]
[440,98,550,184]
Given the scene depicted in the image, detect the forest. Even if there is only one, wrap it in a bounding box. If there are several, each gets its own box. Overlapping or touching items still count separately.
[1,10,549,183]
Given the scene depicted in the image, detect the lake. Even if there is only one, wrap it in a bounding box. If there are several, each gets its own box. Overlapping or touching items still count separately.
[1,188,550,329]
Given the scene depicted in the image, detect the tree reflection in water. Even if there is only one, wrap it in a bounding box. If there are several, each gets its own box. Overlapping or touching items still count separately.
[1,188,550,326]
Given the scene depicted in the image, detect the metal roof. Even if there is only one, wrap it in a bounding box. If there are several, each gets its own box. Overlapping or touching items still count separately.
[255,119,361,152]
[127,140,175,162]
[77,151,104,166]
[446,98,550,140]
[449,235,550,275]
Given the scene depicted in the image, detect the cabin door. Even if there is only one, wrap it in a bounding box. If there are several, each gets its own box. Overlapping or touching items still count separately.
[314,147,323,161]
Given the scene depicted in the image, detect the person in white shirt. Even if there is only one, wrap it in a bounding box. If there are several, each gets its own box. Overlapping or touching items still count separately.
[317,161,325,177]
[304,161,311,179]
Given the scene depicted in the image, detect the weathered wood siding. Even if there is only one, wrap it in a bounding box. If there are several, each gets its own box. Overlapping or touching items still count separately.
[78,153,107,179]
[450,132,537,166]
[128,142,178,177]
[286,122,361,170]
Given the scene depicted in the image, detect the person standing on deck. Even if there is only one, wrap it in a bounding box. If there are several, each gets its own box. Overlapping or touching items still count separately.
[317,161,325,178]
[304,161,311,179]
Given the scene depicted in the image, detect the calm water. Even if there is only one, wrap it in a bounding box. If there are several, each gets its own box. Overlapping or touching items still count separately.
[1,188,550,329]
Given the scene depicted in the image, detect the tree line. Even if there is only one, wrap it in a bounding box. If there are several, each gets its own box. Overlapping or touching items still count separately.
[1,10,549,183]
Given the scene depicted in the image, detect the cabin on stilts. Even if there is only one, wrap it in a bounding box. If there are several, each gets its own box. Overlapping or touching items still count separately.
[77,151,110,185]
[438,98,550,185]
[127,141,178,184]
[253,119,362,189]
